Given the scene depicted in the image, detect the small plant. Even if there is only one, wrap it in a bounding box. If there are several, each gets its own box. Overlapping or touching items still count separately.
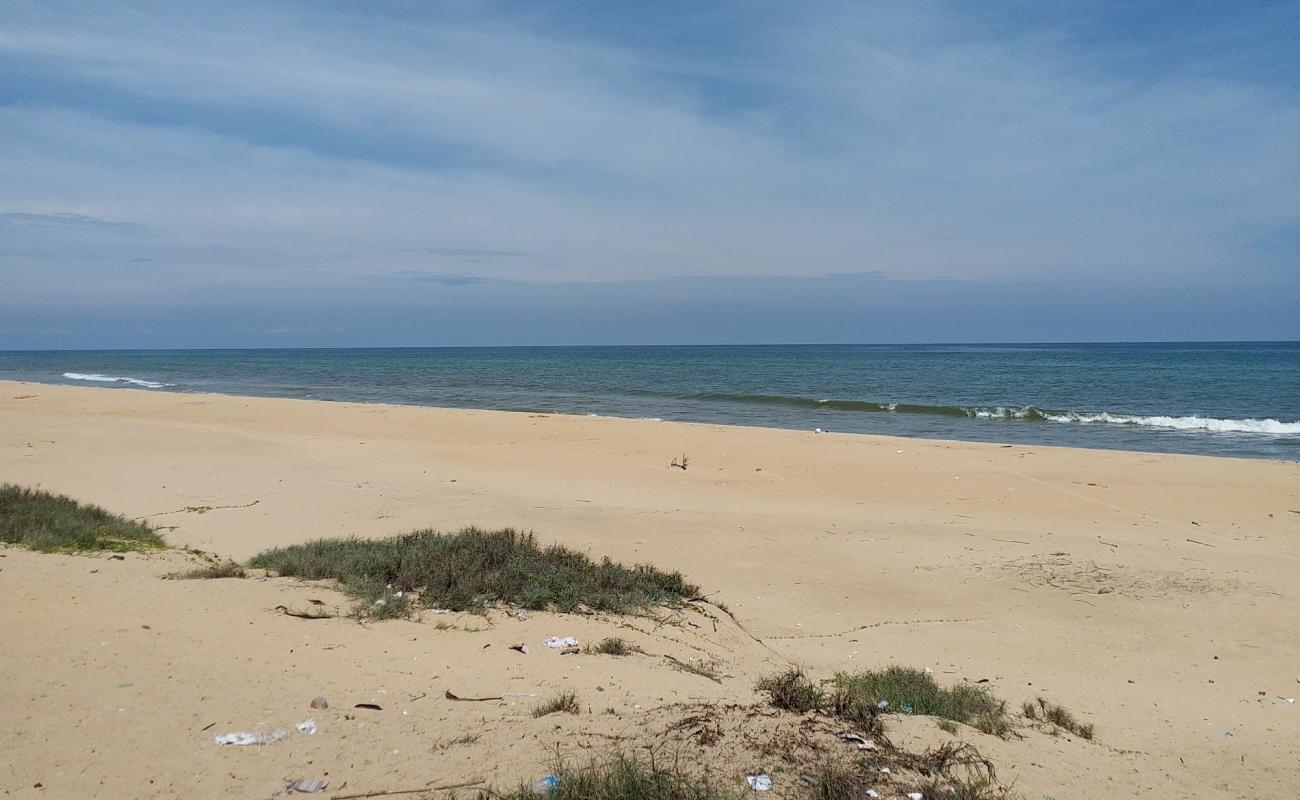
[804,762,872,800]
[532,690,581,718]
[489,752,739,800]
[666,656,722,683]
[170,560,246,579]
[670,452,690,470]
[832,667,1009,736]
[1025,697,1093,739]
[587,637,640,656]
[433,733,479,751]
[918,773,1019,800]
[936,719,960,735]
[0,485,165,553]
[756,667,824,713]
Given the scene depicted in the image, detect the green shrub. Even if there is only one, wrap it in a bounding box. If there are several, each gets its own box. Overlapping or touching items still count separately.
[249,527,699,617]
[0,485,164,553]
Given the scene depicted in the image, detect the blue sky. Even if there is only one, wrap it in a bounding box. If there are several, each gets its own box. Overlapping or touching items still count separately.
[1,0,1297,347]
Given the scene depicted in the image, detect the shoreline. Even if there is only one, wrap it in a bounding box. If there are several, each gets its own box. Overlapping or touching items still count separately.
[2,379,1298,798]
[4,378,1295,465]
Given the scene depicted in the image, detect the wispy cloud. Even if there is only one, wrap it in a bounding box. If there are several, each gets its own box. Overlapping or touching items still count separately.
[0,1,1296,345]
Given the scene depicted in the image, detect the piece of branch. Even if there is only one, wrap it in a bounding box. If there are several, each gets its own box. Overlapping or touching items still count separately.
[331,779,484,800]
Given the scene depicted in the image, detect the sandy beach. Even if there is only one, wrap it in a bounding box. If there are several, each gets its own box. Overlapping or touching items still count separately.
[2,380,1298,799]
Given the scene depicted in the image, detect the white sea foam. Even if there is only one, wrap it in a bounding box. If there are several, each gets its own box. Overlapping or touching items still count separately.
[1041,411,1300,435]
[63,372,170,389]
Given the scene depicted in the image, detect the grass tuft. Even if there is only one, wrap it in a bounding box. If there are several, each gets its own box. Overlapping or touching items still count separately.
[1024,697,1093,739]
[832,667,1008,736]
[666,656,722,683]
[755,666,824,713]
[587,637,641,656]
[489,752,737,800]
[170,560,246,579]
[532,690,580,718]
[0,484,165,553]
[248,527,699,618]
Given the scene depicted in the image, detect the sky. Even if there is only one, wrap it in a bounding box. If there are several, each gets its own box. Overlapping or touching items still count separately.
[1,0,1297,348]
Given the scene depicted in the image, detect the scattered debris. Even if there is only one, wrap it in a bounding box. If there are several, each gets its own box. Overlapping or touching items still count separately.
[214,728,287,746]
[670,452,690,470]
[287,778,328,793]
[532,774,560,793]
[1186,538,1215,548]
[296,718,317,735]
[746,774,772,791]
[560,645,581,655]
[353,703,383,711]
[517,609,529,621]
[510,643,530,654]
[445,690,503,702]
[109,554,125,561]
[310,696,329,709]
[275,605,335,620]
[544,636,579,649]
[907,793,924,800]
[839,732,876,750]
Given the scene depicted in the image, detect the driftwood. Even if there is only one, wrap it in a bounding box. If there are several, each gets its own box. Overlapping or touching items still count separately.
[444,689,502,702]
[331,778,484,799]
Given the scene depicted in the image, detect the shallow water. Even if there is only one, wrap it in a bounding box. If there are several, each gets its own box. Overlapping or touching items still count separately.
[3,342,1297,459]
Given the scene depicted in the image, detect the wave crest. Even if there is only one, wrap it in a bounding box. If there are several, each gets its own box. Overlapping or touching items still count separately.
[63,372,170,389]
[684,392,1297,435]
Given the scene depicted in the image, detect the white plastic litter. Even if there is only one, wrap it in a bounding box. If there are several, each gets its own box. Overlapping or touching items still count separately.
[866,791,879,799]
[923,666,934,674]
[296,718,317,735]
[908,794,924,800]
[214,728,287,746]
[287,779,328,793]
[746,774,772,791]
[544,636,579,649]
[838,732,875,750]
[876,700,889,710]
[1287,697,1296,704]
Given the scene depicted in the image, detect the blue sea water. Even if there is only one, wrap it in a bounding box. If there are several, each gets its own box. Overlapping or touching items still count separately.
[2,343,1297,460]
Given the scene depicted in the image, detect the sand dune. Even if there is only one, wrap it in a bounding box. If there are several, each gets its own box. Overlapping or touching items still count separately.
[2,381,1298,799]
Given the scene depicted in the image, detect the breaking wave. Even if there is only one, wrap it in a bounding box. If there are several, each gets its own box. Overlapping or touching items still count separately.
[682,393,1298,435]
[63,372,170,389]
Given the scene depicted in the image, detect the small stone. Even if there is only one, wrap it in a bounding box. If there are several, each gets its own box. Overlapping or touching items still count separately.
[310,696,329,709]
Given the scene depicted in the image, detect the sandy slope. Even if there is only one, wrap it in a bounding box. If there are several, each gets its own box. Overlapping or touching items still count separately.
[1,381,1297,799]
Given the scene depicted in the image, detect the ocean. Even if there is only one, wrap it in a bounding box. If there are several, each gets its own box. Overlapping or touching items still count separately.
[2,343,1297,460]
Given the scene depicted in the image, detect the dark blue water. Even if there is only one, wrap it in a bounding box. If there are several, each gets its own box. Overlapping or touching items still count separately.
[2,344,1297,460]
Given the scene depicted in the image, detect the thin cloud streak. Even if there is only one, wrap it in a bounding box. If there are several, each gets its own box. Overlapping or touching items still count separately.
[0,1,1296,346]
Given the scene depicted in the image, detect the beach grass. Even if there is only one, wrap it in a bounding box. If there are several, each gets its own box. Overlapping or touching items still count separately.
[832,666,1008,735]
[756,666,824,713]
[587,637,641,656]
[248,527,699,616]
[170,560,247,579]
[1022,697,1094,739]
[0,484,165,553]
[492,752,737,800]
[532,689,581,718]
[757,665,1014,738]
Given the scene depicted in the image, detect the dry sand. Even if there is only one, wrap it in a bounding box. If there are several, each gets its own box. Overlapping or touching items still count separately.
[1,381,1298,799]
